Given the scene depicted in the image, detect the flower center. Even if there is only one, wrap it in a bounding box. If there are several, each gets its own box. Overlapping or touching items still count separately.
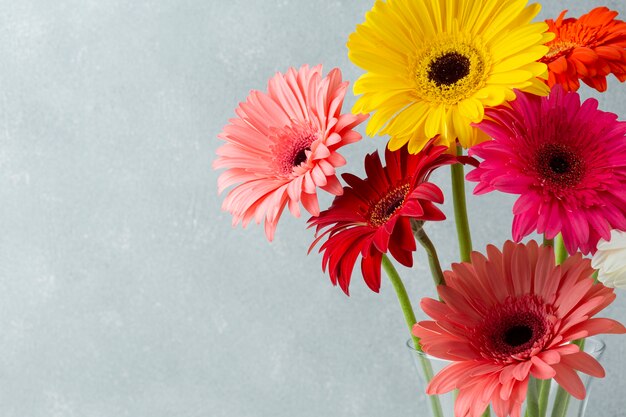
[504,325,533,347]
[490,312,547,357]
[542,40,579,61]
[368,184,410,227]
[293,147,311,167]
[472,295,554,362]
[270,123,318,177]
[413,34,490,105]
[535,143,585,188]
[427,52,471,86]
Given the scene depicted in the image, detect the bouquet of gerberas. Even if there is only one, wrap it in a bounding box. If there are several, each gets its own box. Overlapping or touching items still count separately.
[214,1,626,416]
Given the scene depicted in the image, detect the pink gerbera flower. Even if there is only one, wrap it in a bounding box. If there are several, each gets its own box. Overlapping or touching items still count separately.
[214,65,368,241]
[413,241,626,417]
[308,141,455,294]
[467,85,626,255]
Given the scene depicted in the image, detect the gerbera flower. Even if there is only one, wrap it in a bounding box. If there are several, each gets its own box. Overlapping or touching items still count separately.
[467,85,626,255]
[308,141,455,294]
[592,229,626,289]
[413,241,626,417]
[347,0,553,153]
[540,7,626,92]
[214,65,368,241]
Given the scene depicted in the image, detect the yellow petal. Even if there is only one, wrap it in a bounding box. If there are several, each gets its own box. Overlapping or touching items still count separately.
[450,106,472,147]
[482,1,541,42]
[491,51,550,74]
[388,134,409,151]
[408,134,429,154]
[520,77,551,96]
[491,42,549,64]
[457,98,484,123]
[487,70,533,85]
[481,0,528,41]
[473,86,507,107]
[425,104,446,139]
[385,101,430,137]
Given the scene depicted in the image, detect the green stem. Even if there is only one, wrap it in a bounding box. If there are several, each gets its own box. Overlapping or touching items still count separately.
[550,234,575,417]
[525,377,540,417]
[538,379,552,417]
[411,220,445,287]
[554,234,567,265]
[550,387,570,417]
[574,338,585,350]
[592,270,599,283]
[382,255,421,350]
[543,236,554,247]
[481,406,491,417]
[451,146,473,262]
[381,255,444,417]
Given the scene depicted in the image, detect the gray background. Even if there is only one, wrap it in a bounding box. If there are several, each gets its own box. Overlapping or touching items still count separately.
[0,0,625,416]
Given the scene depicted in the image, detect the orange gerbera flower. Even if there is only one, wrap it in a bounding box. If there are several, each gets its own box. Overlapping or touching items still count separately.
[540,7,626,92]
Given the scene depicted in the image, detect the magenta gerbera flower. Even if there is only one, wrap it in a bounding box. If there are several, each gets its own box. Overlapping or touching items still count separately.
[467,85,626,254]
[214,65,368,241]
[413,241,626,417]
[308,141,455,294]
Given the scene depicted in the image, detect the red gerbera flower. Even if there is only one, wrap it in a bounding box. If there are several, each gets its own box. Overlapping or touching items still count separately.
[308,141,455,294]
[540,7,626,92]
[413,241,626,417]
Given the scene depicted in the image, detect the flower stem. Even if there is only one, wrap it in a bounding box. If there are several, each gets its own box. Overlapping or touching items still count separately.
[550,387,571,417]
[411,220,445,287]
[550,234,573,417]
[554,234,567,265]
[381,255,444,417]
[525,377,540,417]
[451,146,473,262]
[481,406,491,417]
[382,254,421,350]
[538,379,552,417]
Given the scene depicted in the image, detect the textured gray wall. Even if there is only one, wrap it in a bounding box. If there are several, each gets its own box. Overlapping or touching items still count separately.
[0,0,624,416]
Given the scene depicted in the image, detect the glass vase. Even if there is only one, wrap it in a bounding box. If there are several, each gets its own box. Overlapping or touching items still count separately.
[406,337,606,417]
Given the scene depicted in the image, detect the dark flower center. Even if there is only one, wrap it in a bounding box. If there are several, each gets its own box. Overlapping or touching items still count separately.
[504,325,533,347]
[493,313,546,355]
[536,143,585,188]
[271,123,318,176]
[293,147,310,167]
[428,52,471,86]
[368,184,410,227]
[549,154,569,174]
[472,295,554,363]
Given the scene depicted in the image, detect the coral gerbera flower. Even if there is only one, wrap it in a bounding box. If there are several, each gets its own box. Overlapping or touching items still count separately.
[468,85,626,255]
[413,241,626,417]
[308,142,455,294]
[540,7,626,92]
[214,65,368,241]
[347,0,553,153]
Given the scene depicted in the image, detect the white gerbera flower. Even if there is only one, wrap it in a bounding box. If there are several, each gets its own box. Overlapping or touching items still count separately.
[592,229,626,289]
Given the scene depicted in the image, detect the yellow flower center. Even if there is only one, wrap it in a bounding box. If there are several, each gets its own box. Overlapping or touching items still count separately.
[413,34,491,105]
[543,40,579,61]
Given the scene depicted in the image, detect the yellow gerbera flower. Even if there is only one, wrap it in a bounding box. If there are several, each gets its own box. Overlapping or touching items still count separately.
[348,0,555,153]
